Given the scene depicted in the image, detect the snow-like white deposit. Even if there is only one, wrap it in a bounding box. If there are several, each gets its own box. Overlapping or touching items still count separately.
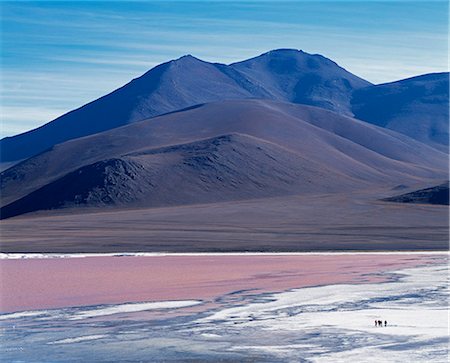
[1,263,447,362]
[68,300,202,320]
[48,335,106,345]
[0,300,202,321]
[200,264,446,326]
[1,252,446,259]
[0,310,48,321]
[194,264,449,362]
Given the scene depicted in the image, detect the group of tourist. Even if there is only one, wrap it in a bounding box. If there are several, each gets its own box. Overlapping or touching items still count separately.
[374,320,387,327]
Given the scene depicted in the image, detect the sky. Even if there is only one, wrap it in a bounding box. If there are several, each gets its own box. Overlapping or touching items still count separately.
[0,0,448,138]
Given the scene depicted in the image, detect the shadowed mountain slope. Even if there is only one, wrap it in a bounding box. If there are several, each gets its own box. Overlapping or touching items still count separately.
[0,134,359,219]
[384,182,449,205]
[1,99,447,218]
[0,49,371,163]
[351,72,449,150]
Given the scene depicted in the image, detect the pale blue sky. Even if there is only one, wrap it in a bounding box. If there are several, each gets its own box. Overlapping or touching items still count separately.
[1,0,448,137]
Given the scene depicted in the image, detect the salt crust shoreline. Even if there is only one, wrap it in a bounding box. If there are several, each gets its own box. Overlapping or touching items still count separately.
[1,251,448,259]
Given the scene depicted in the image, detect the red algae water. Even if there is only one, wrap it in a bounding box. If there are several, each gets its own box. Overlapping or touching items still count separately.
[0,254,445,313]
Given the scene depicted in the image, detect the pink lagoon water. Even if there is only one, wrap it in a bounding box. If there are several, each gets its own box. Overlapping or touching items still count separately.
[0,253,447,362]
[0,253,444,313]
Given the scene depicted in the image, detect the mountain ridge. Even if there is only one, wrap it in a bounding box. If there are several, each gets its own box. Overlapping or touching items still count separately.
[351,71,449,150]
[1,99,447,218]
[1,49,372,163]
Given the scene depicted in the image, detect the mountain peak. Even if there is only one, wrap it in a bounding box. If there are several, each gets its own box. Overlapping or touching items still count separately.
[232,48,337,67]
[266,48,304,54]
[257,48,307,58]
[172,54,203,64]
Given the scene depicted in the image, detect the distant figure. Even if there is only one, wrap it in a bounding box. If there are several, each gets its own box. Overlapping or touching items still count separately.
[375,320,378,327]
[378,320,382,327]
[384,320,387,327]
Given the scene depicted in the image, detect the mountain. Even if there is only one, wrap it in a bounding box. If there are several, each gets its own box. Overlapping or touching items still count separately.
[1,99,447,219]
[0,49,372,164]
[0,55,255,164]
[0,133,357,219]
[351,72,449,151]
[230,49,370,116]
[383,182,449,206]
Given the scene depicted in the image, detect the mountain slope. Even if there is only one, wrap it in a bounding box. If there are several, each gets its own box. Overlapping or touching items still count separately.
[351,72,449,150]
[0,133,360,219]
[0,55,258,163]
[230,49,371,116]
[1,99,447,218]
[0,49,371,164]
[383,182,449,205]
